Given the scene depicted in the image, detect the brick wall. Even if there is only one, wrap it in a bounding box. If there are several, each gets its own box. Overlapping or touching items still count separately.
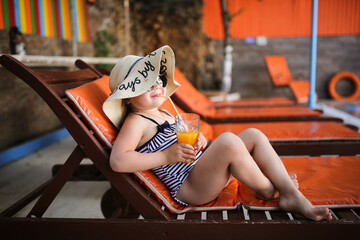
[213,36,360,100]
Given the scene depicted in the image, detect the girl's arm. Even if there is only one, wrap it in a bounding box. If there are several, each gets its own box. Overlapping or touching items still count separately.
[110,115,195,173]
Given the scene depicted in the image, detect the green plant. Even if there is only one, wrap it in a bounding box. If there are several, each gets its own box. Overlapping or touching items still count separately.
[93,30,115,71]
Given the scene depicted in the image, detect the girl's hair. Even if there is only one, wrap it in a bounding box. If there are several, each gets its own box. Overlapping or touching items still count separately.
[118,100,172,128]
[118,99,131,128]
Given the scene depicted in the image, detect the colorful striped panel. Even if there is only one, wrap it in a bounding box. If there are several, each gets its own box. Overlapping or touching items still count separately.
[0,0,89,42]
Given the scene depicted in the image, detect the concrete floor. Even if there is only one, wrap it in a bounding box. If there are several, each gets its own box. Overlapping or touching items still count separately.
[316,100,360,130]
[0,136,110,218]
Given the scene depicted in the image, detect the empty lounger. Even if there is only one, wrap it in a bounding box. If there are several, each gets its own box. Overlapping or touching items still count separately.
[172,68,336,123]
[160,100,360,156]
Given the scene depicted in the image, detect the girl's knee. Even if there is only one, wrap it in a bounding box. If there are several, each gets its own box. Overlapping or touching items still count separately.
[216,132,247,154]
[240,128,268,141]
[217,132,239,145]
[242,127,263,136]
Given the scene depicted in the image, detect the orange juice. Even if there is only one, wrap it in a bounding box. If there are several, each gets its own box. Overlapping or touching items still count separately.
[175,113,200,164]
[176,130,199,164]
[176,130,199,146]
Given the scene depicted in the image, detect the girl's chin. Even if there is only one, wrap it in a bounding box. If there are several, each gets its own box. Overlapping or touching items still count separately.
[152,95,166,98]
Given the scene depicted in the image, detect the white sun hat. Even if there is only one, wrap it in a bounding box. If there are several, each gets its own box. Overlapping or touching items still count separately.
[103,45,180,128]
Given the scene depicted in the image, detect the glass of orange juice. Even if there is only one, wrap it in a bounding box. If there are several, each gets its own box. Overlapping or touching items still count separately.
[175,113,200,163]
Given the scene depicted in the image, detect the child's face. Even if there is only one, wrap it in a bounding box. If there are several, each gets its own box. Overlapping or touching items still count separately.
[129,82,167,111]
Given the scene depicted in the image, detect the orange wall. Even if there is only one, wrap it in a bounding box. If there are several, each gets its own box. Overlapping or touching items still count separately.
[203,0,360,39]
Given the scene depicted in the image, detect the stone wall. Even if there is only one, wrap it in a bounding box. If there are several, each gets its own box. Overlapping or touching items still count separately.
[129,0,219,89]
[0,67,65,151]
[0,5,98,151]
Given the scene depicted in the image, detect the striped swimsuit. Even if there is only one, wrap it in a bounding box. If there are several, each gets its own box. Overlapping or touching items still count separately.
[135,114,202,206]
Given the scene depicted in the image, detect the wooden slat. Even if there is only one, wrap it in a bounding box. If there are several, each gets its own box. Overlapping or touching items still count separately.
[269,211,293,220]
[184,212,202,220]
[207,211,223,220]
[352,208,360,217]
[51,81,96,98]
[329,209,339,220]
[34,68,99,83]
[75,59,103,77]
[332,209,360,221]
[248,210,268,220]
[227,209,245,220]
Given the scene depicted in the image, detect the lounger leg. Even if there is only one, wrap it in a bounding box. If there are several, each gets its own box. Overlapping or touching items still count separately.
[101,185,140,219]
[26,146,85,218]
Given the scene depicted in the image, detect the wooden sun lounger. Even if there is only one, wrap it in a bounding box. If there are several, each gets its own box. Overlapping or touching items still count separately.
[172,68,338,124]
[0,55,359,239]
[174,67,295,108]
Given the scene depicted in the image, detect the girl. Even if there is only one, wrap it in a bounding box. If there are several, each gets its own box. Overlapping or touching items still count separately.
[103,46,332,221]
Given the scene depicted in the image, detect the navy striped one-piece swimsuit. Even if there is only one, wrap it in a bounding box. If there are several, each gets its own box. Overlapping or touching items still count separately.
[135,114,202,206]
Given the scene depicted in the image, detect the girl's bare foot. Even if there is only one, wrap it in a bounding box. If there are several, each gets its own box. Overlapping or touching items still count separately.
[279,190,332,221]
[257,173,298,200]
[290,173,299,188]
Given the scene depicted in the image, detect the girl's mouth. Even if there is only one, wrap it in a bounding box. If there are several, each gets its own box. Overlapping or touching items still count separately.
[152,93,167,98]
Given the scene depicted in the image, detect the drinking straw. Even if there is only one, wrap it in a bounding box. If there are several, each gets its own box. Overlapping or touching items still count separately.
[168,97,188,131]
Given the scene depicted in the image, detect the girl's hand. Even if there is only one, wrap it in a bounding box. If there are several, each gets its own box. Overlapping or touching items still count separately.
[194,132,207,152]
[163,143,196,164]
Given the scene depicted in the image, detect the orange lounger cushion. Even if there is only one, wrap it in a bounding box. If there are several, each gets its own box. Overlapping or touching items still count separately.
[138,155,360,213]
[66,75,116,149]
[213,97,294,108]
[264,56,293,86]
[213,106,320,119]
[241,156,360,210]
[134,170,243,214]
[212,121,360,141]
[289,80,310,104]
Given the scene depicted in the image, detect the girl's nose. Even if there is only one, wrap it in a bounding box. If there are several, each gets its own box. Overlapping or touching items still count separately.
[155,82,162,90]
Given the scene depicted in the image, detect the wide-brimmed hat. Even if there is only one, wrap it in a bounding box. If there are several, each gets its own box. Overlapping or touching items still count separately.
[103,45,180,128]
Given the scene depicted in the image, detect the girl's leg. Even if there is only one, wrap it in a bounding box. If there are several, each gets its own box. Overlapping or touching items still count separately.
[177,130,332,221]
[177,132,277,205]
[237,128,294,199]
[237,128,332,221]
